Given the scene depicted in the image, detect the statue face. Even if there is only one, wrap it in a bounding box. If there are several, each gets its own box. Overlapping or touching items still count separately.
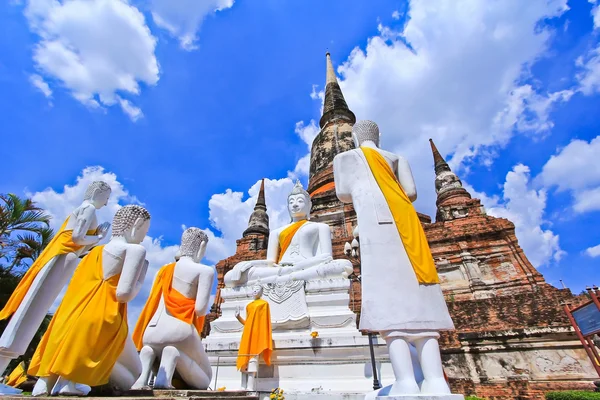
[288,194,310,220]
[91,189,111,210]
[251,285,263,299]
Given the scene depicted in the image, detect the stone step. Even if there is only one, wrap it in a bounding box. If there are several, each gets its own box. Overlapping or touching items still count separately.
[2,390,258,400]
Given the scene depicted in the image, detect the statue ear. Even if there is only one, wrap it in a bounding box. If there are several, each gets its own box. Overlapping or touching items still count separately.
[131,217,144,237]
[197,241,207,261]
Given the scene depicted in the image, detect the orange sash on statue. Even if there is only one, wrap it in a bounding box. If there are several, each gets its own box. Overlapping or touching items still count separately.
[5,361,27,388]
[28,246,127,386]
[361,146,439,284]
[236,298,272,370]
[0,217,93,320]
[277,220,308,263]
[132,263,205,351]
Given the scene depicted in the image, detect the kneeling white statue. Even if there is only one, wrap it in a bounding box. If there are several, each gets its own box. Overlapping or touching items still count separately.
[334,120,458,398]
[0,181,111,396]
[29,205,151,397]
[224,181,353,287]
[131,228,214,390]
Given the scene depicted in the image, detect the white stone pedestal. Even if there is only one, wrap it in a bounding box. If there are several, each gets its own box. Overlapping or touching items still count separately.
[206,278,397,394]
[376,397,464,400]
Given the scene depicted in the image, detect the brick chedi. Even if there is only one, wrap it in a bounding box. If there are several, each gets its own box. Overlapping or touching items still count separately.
[206,53,595,398]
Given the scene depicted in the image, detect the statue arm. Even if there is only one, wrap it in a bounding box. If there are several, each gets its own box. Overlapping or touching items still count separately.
[71,205,104,246]
[116,245,147,303]
[131,259,149,299]
[333,154,352,203]
[265,230,280,264]
[195,268,215,316]
[396,155,417,202]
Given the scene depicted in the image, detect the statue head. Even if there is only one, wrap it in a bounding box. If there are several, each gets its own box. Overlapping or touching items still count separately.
[287,180,311,221]
[179,227,209,263]
[352,120,380,148]
[251,284,263,299]
[111,205,151,244]
[84,181,112,210]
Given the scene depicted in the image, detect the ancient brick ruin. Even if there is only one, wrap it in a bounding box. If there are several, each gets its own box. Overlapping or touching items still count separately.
[205,53,596,399]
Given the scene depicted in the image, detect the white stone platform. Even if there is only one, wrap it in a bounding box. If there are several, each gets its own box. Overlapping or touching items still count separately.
[206,278,397,394]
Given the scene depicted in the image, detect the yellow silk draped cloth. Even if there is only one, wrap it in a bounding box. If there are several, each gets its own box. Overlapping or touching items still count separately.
[236,298,272,370]
[5,361,27,388]
[132,262,205,351]
[277,219,308,263]
[361,146,440,284]
[28,246,128,386]
[0,217,92,320]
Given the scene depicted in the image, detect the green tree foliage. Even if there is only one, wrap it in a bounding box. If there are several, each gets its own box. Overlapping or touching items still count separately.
[0,194,54,374]
[546,391,600,400]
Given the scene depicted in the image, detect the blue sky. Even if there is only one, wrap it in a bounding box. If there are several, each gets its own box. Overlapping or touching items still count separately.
[1,0,600,319]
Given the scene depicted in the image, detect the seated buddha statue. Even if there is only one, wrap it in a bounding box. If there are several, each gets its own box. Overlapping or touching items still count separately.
[224,181,353,287]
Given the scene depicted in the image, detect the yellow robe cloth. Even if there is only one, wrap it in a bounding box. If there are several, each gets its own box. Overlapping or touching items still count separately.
[361,146,440,284]
[236,298,272,370]
[0,217,93,320]
[277,220,308,263]
[5,361,27,388]
[28,246,128,386]
[132,262,206,351]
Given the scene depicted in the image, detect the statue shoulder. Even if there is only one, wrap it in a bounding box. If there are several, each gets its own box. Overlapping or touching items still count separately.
[74,202,96,218]
[122,242,147,258]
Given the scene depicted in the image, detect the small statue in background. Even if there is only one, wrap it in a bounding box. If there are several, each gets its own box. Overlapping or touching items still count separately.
[235,284,273,391]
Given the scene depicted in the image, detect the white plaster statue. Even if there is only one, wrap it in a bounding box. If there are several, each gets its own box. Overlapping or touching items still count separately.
[224,181,353,287]
[0,181,112,395]
[131,228,214,390]
[235,284,263,392]
[333,120,456,397]
[31,205,151,397]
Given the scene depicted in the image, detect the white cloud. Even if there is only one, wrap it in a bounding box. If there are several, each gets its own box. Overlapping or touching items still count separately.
[586,244,600,257]
[29,73,52,98]
[466,164,564,268]
[26,166,180,325]
[540,135,600,213]
[298,0,571,217]
[118,96,143,122]
[574,1,600,94]
[392,10,401,20]
[290,120,319,178]
[203,178,295,263]
[22,0,159,120]
[150,0,234,51]
[590,0,600,29]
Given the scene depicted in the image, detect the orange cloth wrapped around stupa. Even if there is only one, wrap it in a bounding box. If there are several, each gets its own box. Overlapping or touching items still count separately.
[236,298,273,370]
[132,262,205,350]
[28,246,127,386]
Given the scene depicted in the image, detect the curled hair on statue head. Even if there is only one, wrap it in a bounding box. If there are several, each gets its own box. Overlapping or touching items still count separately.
[83,181,112,200]
[111,205,151,237]
[180,227,208,258]
[352,120,380,147]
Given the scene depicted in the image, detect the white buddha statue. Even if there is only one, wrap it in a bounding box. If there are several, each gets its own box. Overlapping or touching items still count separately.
[0,181,112,395]
[224,181,353,287]
[30,205,151,397]
[131,228,214,390]
[333,120,457,398]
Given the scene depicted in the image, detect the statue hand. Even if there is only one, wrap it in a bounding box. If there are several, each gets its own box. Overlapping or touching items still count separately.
[96,222,111,239]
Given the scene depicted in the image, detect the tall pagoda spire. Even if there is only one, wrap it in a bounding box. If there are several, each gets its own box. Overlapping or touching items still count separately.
[243,179,270,237]
[308,53,357,196]
[320,52,356,128]
[429,139,473,222]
